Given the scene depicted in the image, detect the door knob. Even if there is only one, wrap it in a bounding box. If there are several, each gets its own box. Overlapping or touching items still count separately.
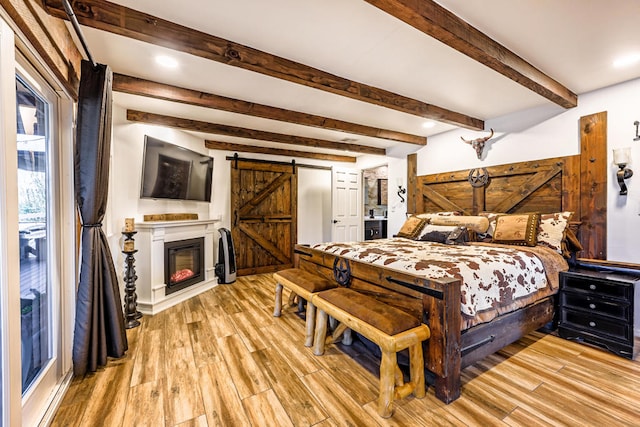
[332,220,339,224]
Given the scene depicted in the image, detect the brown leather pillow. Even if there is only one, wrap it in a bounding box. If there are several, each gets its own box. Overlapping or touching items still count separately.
[492,213,540,246]
[396,216,428,239]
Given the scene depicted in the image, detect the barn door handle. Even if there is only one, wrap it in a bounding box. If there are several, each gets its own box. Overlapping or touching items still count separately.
[234,211,238,227]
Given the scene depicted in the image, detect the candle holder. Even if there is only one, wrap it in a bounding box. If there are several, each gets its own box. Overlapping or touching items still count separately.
[122,231,141,328]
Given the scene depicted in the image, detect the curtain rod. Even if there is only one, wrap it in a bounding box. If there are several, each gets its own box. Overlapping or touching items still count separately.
[62,0,97,68]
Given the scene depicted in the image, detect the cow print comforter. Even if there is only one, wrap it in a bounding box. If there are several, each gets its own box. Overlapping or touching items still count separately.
[312,239,568,329]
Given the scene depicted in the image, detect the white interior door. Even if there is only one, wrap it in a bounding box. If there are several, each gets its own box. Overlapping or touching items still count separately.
[331,167,362,242]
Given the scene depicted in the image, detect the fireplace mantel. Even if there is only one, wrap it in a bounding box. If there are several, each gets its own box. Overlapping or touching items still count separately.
[134,218,221,314]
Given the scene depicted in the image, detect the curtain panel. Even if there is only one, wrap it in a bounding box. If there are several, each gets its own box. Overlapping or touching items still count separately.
[72,60,127,376]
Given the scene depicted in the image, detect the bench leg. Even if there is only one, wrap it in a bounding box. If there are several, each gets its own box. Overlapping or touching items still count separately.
[409,343,426,399]
[378,350,396,418]
[313,309,329,356]
[274,283,283,317]
[342,327,353,346]
[304,301,316,347]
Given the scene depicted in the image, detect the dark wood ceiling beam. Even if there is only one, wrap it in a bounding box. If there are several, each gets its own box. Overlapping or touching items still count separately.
[364,0,577,108]
[42,0,484,130]
[126,110,386,156]
[206,140,356,163]
[113,74,426,146]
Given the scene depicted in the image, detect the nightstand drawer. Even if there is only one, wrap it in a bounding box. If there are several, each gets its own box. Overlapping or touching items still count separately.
[561,309,632,342]
[561,293,630,320]
[562,275,631,301]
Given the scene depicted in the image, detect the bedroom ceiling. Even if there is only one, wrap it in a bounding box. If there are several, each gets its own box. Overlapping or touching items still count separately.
[45,0,640,161]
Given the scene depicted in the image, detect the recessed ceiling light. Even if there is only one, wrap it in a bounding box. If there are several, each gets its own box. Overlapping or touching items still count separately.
[422,121,436,129]
[613,53,640,68]
[155,55,179,68]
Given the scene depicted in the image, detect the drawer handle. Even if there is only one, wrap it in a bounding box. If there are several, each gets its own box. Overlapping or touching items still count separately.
[589,321,596,327]
[589,284,596,290]
[589,303,596,310]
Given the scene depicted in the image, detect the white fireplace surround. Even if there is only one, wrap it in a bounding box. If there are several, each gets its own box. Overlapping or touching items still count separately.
[134,218,221,314]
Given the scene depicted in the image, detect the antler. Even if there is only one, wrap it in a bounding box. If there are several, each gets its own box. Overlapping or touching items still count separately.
[479,128,494,142]
[461,128,493,144]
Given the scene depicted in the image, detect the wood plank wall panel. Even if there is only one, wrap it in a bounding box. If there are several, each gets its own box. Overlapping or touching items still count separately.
[407,153,417,214]
[579,112,608,259]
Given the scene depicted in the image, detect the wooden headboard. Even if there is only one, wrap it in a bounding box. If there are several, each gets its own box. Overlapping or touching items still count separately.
[407,155,591,253]
[408,155,580,215]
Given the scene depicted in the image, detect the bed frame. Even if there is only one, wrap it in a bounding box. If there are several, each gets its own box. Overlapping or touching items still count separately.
[296,155,582,403]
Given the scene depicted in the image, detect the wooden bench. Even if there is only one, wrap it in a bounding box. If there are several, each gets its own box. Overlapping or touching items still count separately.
[312,287,430,418]
[273,268,337,347]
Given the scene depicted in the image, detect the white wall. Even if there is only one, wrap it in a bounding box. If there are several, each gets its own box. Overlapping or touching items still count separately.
[415,77,640,263]
[108,103,334,256]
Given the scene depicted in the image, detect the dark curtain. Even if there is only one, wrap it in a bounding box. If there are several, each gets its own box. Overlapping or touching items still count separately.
[72,60,127,376]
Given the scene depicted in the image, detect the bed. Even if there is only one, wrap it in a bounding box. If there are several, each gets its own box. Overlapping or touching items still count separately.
[295,155,584,403]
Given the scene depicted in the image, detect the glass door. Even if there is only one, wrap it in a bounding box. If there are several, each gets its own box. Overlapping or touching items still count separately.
[15,59,66,427]
[16,73,52,395]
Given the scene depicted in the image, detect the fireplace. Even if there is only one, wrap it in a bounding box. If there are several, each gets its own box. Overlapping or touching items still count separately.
[164,237,205,295]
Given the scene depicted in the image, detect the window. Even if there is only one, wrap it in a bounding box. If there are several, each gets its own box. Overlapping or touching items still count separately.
[16,74,52,394]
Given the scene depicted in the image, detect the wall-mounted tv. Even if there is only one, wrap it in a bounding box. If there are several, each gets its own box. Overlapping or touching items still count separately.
[140,135,214,202]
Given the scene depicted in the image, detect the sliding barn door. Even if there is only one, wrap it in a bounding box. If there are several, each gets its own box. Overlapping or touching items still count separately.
[230,159,297,275]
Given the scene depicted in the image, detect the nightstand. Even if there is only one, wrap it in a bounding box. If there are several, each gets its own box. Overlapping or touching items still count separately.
[558,268,640,359]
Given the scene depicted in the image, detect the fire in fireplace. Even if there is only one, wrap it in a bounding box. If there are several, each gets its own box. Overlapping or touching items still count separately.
[164,237,205,295]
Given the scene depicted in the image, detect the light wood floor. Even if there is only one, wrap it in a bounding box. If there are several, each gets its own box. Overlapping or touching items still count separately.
[51,274,640,426]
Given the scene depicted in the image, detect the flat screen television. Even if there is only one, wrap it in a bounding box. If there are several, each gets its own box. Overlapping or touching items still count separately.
[140,135,214,202]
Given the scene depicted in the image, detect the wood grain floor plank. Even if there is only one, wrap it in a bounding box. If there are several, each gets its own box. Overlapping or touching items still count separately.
[218,334,270,399]
[532,382,637,426]
[130,328,165,387]
[502,407,558,427]
[242,389,296,427]
[174,414,209,426]
[163,345,205,426]
[184,295,208,324]
[260,322,321,377]
[253,347,328,426]
[215,284,245,314]
[203,303,238,339]
[229,310,271,352]
[439,395,510,427]
[49,401,87,427]
[121,379,165,427]
[461,365,573,426]
[76,360,134,427]
[310,346,380,406]
[301,370,382,427]
[187,320,224,367]
[199,362,251,427]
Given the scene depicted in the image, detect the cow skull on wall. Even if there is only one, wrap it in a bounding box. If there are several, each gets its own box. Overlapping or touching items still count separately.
[461,128,494,159]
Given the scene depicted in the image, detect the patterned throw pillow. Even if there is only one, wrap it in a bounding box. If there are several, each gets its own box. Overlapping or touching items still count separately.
[396,216,428,239]
[478,211,504,238]
[429,215,489,234]
[491,213,540,246]
[415,211,461,220]
[537,211,573,253]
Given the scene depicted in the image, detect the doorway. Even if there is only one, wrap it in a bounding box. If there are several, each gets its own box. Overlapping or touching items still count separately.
[363,165,388,240]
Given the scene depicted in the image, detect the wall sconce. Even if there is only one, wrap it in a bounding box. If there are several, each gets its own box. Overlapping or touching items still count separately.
[396,178,406,203]
[613,147,633,195]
